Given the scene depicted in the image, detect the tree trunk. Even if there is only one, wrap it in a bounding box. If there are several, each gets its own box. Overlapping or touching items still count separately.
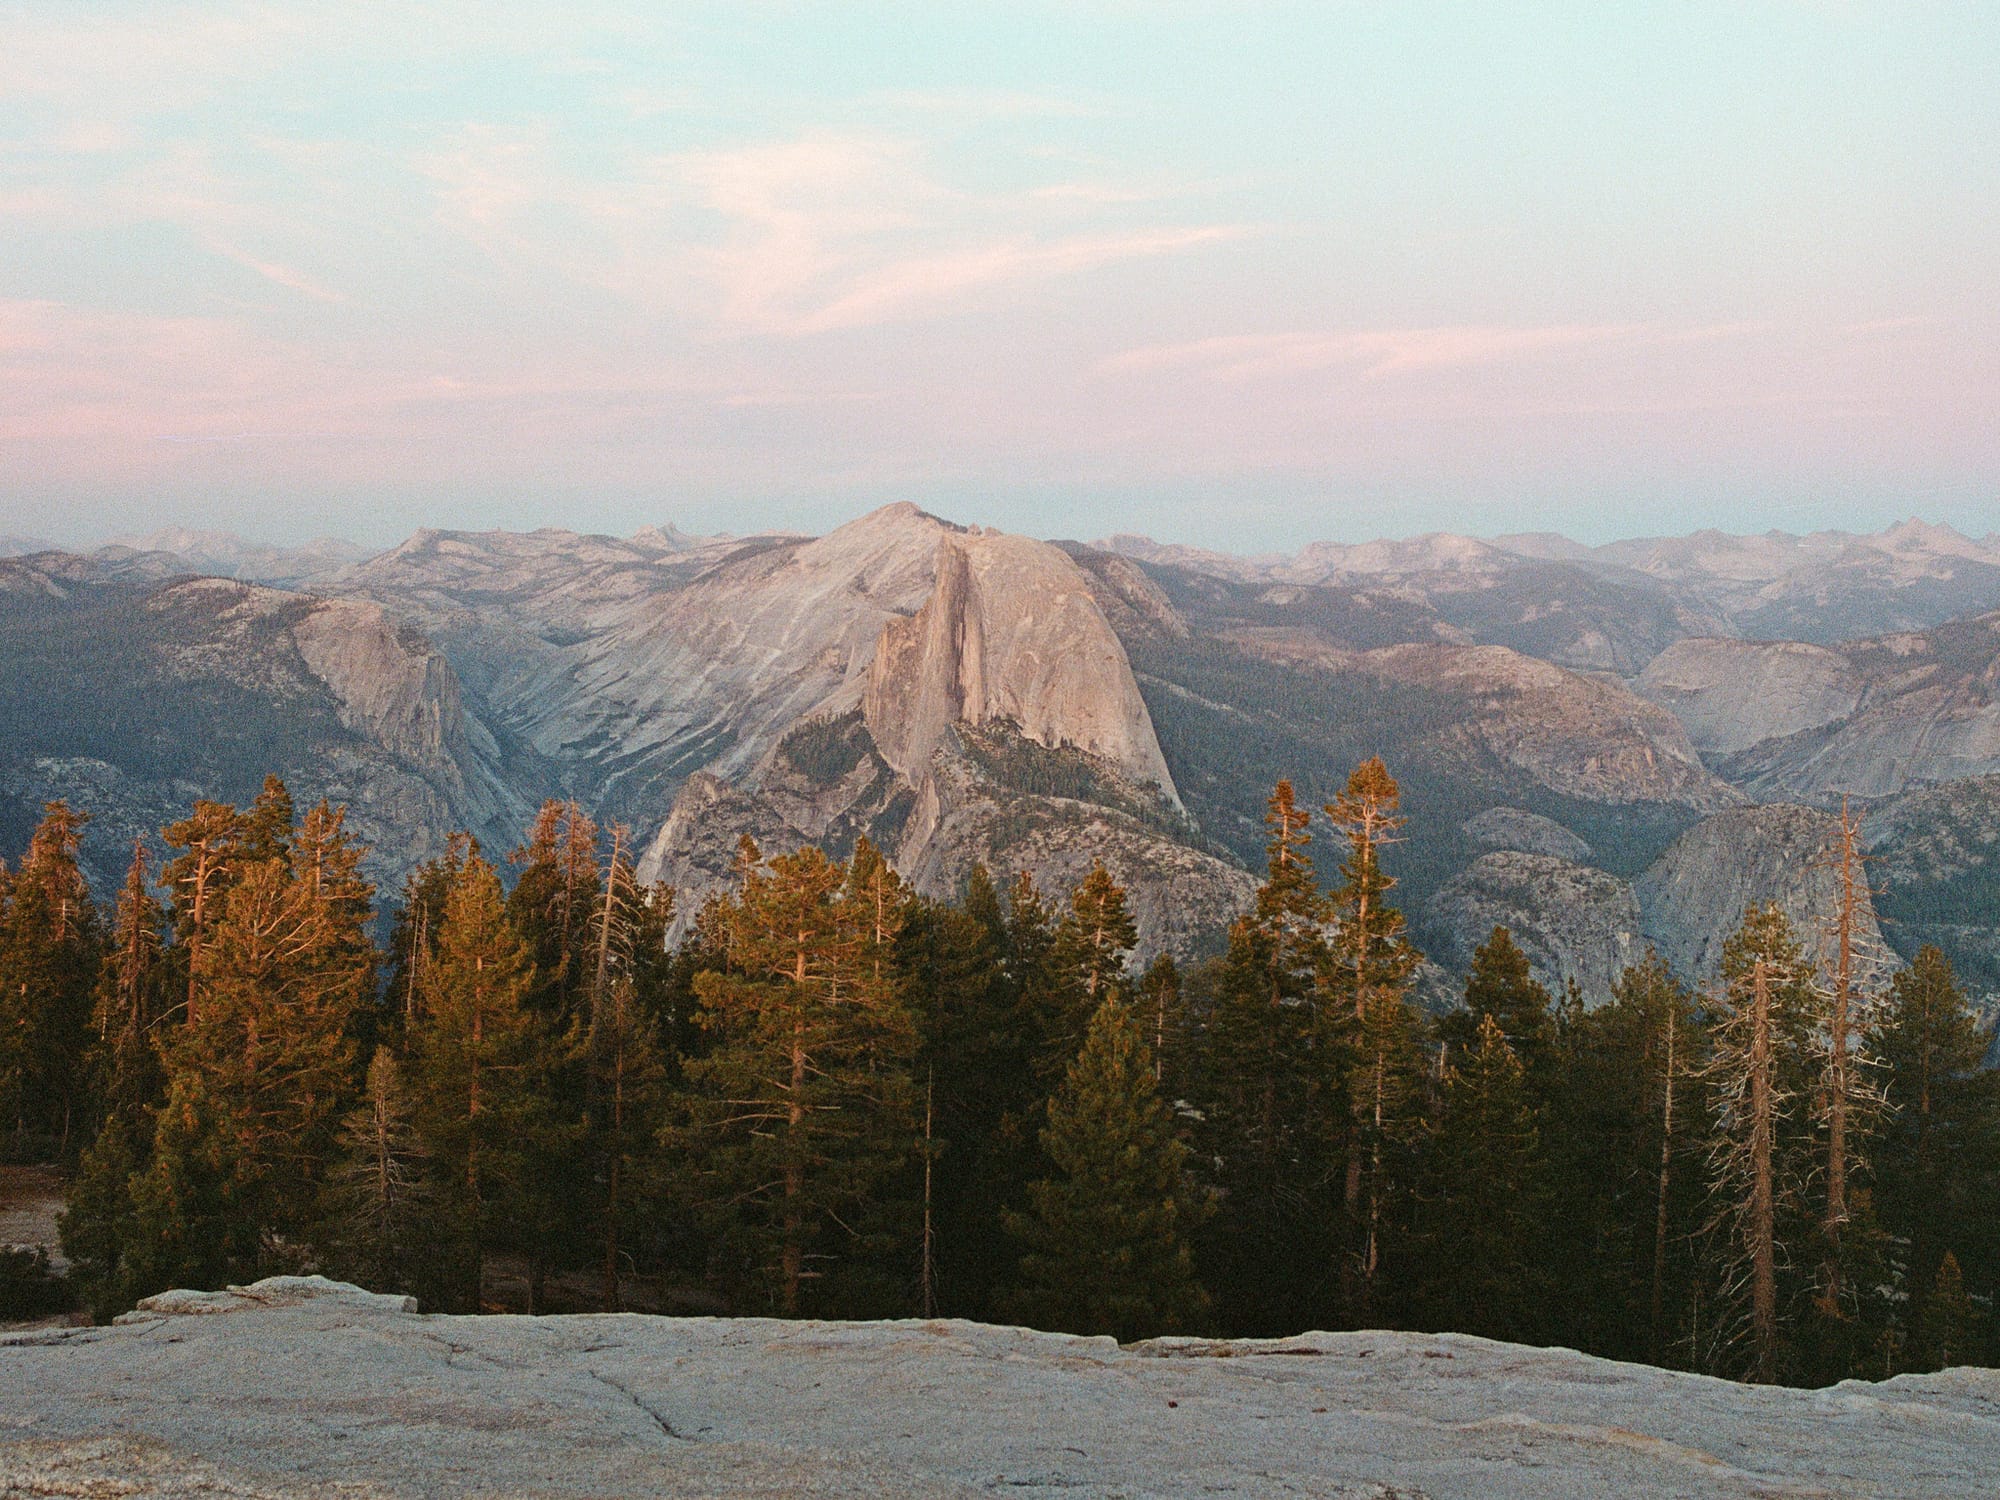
[1820,801,1862,1316]
[921,1069,936,1318]
[1650,1004,1677,1362]
[1750,959,1778,1383]
[784,937,808,1315]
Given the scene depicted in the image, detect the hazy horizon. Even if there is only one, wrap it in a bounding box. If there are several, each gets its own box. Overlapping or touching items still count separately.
[10,502,1998,563]
[4,3,1996,551]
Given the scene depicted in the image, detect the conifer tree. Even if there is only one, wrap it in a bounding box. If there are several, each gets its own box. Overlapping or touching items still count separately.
[1871,945,2000,1363]
[137,848,370,1273]
[385,833,477,1034]
[58,843,168,1319]
[0,801,103,1147]
[1004,870,1072,1083]
[408,852,545,1311]
[1023,863,1138,1083]
[1911,1252,1984,1372]
[94,841,166,1117]
[1703,905,1820,1383]
[904,866,1029,1318]
[1541,952,1707,1363]
[1199,780,1339,1333]
[325,1048,433,1299]
[583,824,671,1309]
[1323,759,1421,1319]
[667,845,917,1317]
[160,800,249,1028]
[1411,1015,1543,1341]
[1445,926,1557,1076]
[243,774,296,864]
[1136,952,1188,1095]
[1056,862,1137,1006]
[1006,996,1209,1341]
[507,800,602,1023]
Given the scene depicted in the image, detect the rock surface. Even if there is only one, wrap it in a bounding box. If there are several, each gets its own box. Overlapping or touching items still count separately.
[1634,805,1888,982]
[5,1277,1995,1499]
[1425,852,1641,1001]
[1634,638,1863,756]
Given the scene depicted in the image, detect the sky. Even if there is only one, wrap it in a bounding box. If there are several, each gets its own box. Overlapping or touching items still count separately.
[2,1,1996,552]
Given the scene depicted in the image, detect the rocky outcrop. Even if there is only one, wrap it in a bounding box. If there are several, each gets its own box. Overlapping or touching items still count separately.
[1713,612,2000,801]
[1635,638,1863,755]
[863,531,1178,804]
[1233,634,1737,811]
[0,567,537,896]
[6,1276,1995,1498]
[1424,852,1642,1001]
[1634,805,1887,982]
[1461,807,1593,862]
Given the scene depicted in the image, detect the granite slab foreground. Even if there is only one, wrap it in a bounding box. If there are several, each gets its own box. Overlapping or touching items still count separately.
[3,1277,1995,1498]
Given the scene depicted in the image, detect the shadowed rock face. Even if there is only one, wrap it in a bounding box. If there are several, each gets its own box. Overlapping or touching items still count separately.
[0,567,535,896]
[1426,852,1642,1001]
[5,1276,1993,1499]
[1634,805,1887,982]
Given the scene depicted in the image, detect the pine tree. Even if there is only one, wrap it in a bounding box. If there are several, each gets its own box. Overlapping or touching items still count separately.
[0,801,103,1148]
[1005,996,1210,1341]
[1136,953,1189,1095]
[94,841,166,1118]
[1871,945,2000,1366]
[324,1048,433,1299]
[667,845,917,1317]
[1445,926,1556,1076]
[1005,870,1073,1084]
[139,849,369,1273]
[160,799,251,1028]
[905,867,1031,1319]
[385,834,477,1035]
[1410,1015,1543,1342]
[243,774,296,865]
[1911,1252,1984,1372]
[1809,801,1890,1346]
[507,800,602,1024]
[1199,780,1339,1333]
[583,824,671,1310]
[1322,759,1421,1320]
[1541,952,1707,1363]
[1025,863,1138,1082]
[1703,905,1820,1382]
[407,852,546,1311]
[57,843,168,1320]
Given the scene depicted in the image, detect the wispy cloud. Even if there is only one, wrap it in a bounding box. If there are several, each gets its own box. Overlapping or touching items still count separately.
[415,127,1251,335]
[1101,323,1762,382]
[793,225,1251,333]
[202,239,349,304]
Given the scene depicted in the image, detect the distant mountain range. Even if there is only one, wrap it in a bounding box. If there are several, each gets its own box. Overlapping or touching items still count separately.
[3,510,1997,1007]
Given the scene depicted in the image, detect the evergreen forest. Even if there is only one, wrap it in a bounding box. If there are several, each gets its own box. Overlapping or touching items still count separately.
[4,765,1996,1388]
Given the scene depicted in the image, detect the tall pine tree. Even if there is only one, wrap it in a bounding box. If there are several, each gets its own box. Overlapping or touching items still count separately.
[1006,995,1210,1341]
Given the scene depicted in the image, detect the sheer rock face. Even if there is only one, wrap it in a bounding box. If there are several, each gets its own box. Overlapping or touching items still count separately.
[5,1277,1994,1500]
[0,570,533,895]
[1634,637,1864,756]
[1634,804,1887,982]
[1638,614,2000,801]
[1425,852,1642,1001]
[863,531,1179,806]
